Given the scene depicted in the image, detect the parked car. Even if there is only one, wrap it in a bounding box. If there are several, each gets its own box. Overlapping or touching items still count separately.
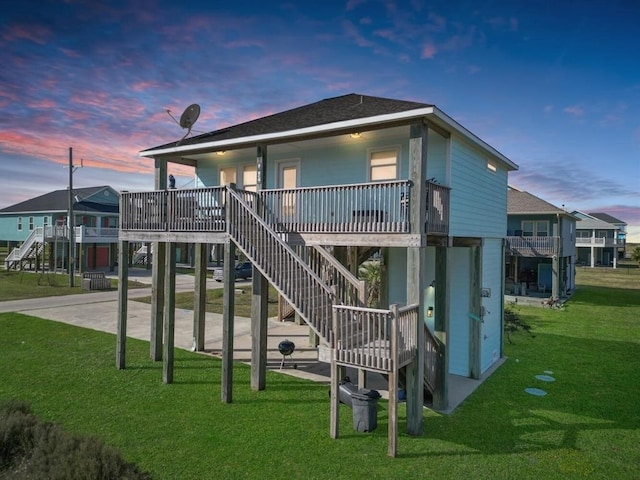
[213,261,253,282]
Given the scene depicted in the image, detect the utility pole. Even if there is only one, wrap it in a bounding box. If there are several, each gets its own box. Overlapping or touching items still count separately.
[68,147,75,287]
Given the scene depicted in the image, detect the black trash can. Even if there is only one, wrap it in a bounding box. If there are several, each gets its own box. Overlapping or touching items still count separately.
[351,388,381,432]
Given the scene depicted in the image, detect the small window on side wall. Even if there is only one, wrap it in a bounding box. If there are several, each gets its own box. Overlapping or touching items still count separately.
[369,148,398,181]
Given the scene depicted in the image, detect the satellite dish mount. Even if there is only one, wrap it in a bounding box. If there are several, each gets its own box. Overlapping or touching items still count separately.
[167,103,201,145]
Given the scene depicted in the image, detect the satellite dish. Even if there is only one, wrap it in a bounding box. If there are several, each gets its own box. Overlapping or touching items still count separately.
[179,104,200,129]
[166,103,201,145]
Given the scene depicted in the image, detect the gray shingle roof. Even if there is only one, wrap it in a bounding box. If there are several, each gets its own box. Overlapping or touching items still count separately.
[572,211,619,230]
[151,93,432,150]
[507,187,565,214]
[0,186,118,214]
[588,212,626,226]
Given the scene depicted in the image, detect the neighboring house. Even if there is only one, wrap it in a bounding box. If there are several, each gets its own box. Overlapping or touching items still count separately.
[573,211,626,268]
[587,212,627,259]
[0,186,120,271]
[115,93,518,454]
[505,186,577,299]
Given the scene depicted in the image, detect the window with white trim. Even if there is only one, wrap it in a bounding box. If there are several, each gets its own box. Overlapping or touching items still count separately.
[369,148,398,181]
[43,216,49,227]
[17,217,22,231]
[522,220,549,237]
[29,217,34,231]
[219,166,237,186]
[242,165,257,191]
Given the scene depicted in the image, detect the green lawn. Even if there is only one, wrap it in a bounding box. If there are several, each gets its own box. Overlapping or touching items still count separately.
[0,270,147,301]
[1,283,639,479]
[133,285,281,318]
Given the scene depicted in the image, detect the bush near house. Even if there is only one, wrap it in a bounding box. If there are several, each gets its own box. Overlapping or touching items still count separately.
[0,399,152,480]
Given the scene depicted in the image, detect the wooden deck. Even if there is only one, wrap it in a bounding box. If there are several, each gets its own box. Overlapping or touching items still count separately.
[119,180,450,244]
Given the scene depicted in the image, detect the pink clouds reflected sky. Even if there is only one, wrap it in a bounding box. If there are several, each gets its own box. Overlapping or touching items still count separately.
[1,0,639,239]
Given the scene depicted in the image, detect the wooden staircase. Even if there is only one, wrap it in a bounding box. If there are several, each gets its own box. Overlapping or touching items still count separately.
[226,185,425,388]
[226,186,365,346]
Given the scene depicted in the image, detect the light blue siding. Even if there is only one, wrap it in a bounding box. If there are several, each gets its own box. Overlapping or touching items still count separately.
[449,138,507,238]
[196,129,450,190]
[386,247,407,307]
[480,238,504,373]
[426,130,448,183]
[0,214,54,242]
[449,247,470,376]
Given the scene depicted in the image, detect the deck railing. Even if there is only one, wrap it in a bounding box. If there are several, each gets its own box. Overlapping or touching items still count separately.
[576,237,619,246]
[505,235,559,257]
[120,190,168,231]
[260,180,412,233]
[119,180,450,235]
[332,303,418,373]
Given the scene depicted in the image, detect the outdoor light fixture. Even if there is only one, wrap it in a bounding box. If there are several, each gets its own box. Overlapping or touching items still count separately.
[429,280,436,288]
[350,132,361,138]
[216,151,226,156]
[427,307,434,317]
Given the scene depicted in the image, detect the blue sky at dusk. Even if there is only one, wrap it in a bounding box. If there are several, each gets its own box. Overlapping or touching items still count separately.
[1,0,639,239]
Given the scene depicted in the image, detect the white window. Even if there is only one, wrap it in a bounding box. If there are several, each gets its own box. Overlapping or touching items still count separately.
[43,216,49,227]
[29,217,35,231]
[369,148,398,181]
[242,165,257,192]
[219,166,237,186]
[17,217,22,231]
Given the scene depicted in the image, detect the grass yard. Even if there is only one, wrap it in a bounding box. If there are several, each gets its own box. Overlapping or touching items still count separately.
[1,282,639,479]
[133,285,281,318]
[575,263,640,289]
[0,270,147,301]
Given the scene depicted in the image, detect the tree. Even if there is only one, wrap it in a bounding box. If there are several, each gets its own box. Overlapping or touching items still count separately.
[358,261,381,308]
[631,246,640,266]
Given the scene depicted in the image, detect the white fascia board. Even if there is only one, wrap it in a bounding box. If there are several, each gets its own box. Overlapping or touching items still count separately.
[430,107,519,171]
[139,105,519,172]
[139,107,435,158]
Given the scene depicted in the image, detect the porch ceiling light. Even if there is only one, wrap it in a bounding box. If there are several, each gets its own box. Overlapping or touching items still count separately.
[350,132,361,139]
[216,151,226,156]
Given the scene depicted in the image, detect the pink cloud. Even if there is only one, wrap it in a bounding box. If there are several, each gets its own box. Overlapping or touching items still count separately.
[131,81,160,93]
[421,42,437,59]
[26,99,57,109]
[564,105,584,116]
[374,29,397,41]
[60,48,81,58]
[2,24,50,44]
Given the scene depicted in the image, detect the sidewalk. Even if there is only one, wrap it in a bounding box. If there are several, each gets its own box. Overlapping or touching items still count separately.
[1,269,389,395]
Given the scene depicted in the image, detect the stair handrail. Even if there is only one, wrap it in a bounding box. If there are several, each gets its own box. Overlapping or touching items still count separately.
[310,246,367,307]
[5,227,44,263]
[423,323,445,394]
[226,185,336,343]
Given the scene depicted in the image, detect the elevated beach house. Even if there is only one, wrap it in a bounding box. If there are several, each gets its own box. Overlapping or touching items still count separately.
[505,186,577,299]
[116,94,518,456]
[1,186,119,271]
[572,211,627,267]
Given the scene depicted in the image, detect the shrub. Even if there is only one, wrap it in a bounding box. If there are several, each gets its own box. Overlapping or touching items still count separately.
[0,399,152,480]
[503,304,534,344]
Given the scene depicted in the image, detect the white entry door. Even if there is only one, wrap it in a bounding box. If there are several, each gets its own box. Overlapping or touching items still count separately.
[277,161,299,221]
